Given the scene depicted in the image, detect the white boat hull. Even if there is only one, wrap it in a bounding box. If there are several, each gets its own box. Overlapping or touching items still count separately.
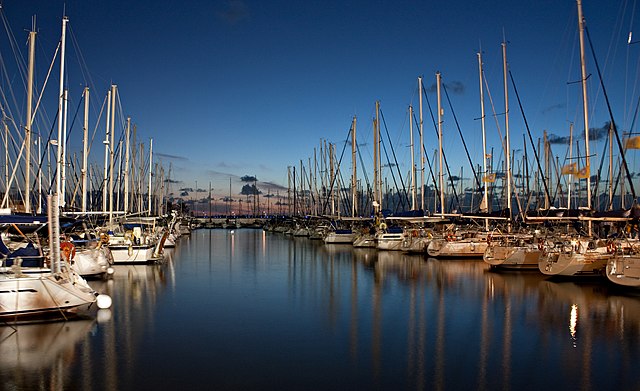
[428,239,488,258]
[539,251,610,277]
[110,245,160,264]
[71,247,113,278]
[324,232,355,244]
[606,255,640,287]
[0,273,96,320]
[484,245,541,269]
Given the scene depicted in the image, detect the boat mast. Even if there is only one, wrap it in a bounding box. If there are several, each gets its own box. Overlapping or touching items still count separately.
[502,40,512,229]
[577,0,592,235]
[148,138,153,215]
[409,105,416,210]
[374,101,381,214]
[109,84,117,222]
[124,117,131,214]
[103,90,111,214]
[81,87,89,212]
[25,19,36,213]
[329,144,334,215]
[436,72,445,217]
[351,116,357,217]
[477,51,489,230]
[568,123,574,209]
[61,89,68,207]
[577,0,594,230]
[419,76,425,212]
[56,16,68,208]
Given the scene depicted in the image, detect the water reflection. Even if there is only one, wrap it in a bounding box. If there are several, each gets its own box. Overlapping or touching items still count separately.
[0,320,95,390]
[5,230,640,390]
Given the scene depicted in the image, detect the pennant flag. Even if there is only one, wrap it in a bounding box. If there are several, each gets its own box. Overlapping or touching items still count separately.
[561,163,578,175]
[625,135,640,149]
[574,164,590,179]
[482,173,496,183]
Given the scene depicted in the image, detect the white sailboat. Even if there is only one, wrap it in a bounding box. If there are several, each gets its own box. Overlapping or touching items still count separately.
[0,196,105,321]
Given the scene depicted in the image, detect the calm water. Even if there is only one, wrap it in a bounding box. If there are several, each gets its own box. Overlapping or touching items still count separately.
[2,229,640,390]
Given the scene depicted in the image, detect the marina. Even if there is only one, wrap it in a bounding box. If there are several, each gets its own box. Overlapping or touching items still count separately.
[2,1,640,389]
[2,228,640,390]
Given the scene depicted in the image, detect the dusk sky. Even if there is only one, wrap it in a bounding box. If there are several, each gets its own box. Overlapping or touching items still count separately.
[2,1,639,204]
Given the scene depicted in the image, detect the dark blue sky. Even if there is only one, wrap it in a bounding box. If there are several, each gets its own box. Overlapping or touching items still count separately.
[2,1,638,201]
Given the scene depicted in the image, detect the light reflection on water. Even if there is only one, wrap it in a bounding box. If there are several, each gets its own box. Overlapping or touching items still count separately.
[2,228,640,390]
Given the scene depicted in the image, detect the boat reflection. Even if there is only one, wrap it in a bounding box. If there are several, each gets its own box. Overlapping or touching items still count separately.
[0,320,94,389]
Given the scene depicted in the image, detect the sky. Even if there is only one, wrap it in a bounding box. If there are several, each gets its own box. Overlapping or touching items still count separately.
[2,0,640,211]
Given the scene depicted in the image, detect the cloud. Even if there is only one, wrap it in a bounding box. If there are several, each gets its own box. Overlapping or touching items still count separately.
[426,80,465,94]
[260,181,287,191]
[547,121,610,145]
[155,152,188,161]
[217,0,249,25]
[541,103,564,114]
[240,175,257,182]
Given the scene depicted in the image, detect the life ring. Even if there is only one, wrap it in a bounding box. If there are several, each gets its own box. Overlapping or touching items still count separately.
[412,230,419,238]
[379,222,387,230]
[60,241,76,262]
[446,233,455,242]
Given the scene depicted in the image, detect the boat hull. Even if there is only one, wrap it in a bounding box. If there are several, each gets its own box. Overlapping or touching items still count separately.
[428,239,488,258]
[484,245,541,270]
[110,245,160,264]
[606,255,640,287]
[0,274,96,320]
[539,251,610,277]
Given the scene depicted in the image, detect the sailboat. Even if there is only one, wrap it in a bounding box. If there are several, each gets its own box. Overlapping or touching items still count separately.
[0,196,104,321]
[539,0,622,278]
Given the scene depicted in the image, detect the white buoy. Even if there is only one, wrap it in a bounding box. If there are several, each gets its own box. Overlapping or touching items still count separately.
[230,230,235,234]
[96,294,112,309]
[106,267,115,276]
[97,309,112,323]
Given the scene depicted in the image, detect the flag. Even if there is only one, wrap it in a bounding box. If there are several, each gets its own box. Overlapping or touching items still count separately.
[482,173,496,183]
[625,135,640,149]
[561,163,578,175]
[574,164,590,179]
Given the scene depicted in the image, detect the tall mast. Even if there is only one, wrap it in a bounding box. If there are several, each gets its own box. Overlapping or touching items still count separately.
[61,89,68,207]
[81,87,89,212]
[577,0,592,235]
[419,76,425,212]
[568,123,574,209]
[103,90,111,214]
[351,116,357,217]
[374,101,382,213]
[25,19,36,213]
[109,84,117,221]
[409,105,416,210]
[329,144,335,215]
[502,40,512,227]
[148,138,153,215]
[436,72,445,217]
[478,51,489,230]
[56,16,68,207]
[124,117,131,214]
[37,135,42,213]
